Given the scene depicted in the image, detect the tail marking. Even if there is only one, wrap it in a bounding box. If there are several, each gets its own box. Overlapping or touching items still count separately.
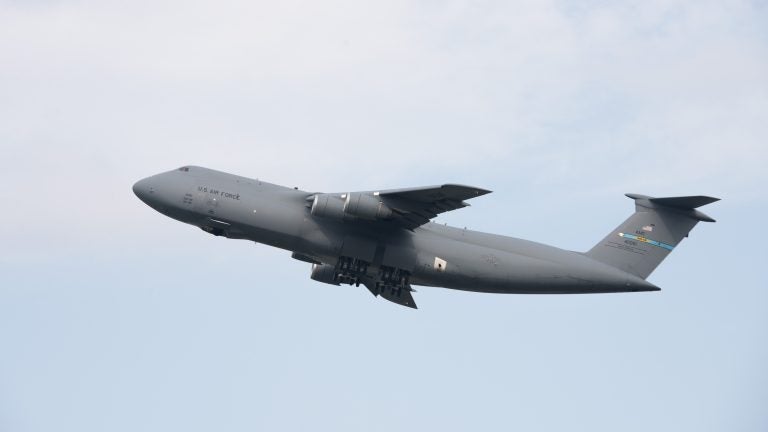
[618,232,675,251]
[586,193,719,279]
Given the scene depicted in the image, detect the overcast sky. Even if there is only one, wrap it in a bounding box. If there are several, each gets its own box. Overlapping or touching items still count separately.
[1,1,767,431]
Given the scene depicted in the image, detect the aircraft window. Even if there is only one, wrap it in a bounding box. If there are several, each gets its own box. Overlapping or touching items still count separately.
[178,167,189,172]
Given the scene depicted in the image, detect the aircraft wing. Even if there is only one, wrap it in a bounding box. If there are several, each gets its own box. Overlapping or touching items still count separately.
[378,184,491,229]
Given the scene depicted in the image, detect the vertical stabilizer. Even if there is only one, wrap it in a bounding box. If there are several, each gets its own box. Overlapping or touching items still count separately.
[585,194,719,279]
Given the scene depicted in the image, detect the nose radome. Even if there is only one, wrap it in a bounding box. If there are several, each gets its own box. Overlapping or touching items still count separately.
[132,177,155,204]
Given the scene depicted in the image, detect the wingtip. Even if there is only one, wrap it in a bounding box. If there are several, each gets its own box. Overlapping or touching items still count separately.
[625,193,649,200]
[463,186,491,197]
[441,184,491,192]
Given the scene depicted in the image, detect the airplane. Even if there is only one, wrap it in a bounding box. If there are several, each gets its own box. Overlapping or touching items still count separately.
[133,166,719,309]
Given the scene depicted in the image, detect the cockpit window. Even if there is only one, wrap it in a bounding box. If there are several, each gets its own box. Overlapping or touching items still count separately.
[178,166,190,172]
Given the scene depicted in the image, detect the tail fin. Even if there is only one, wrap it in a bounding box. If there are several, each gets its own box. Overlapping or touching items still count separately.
[585,194,719,279]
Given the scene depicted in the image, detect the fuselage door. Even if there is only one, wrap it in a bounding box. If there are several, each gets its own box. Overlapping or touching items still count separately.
[205,195,218,215]
[194,186,219,215]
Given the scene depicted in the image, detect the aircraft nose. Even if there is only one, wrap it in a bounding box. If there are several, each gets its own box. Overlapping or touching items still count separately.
[132,177,156,204]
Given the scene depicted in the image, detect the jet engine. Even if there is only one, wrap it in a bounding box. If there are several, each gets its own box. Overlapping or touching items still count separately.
[310,263,340,286]
[310,193,392,221]
[343,192,392,220]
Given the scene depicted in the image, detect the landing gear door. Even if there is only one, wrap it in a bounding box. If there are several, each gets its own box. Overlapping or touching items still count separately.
[378,284,417,309]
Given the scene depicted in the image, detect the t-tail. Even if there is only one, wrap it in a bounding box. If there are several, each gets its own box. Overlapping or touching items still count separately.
[586,194,719,280]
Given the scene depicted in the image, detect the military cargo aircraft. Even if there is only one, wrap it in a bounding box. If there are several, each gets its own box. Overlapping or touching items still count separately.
[133,166,718,309]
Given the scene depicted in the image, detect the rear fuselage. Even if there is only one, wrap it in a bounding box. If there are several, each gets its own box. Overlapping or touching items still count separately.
[133,166,656,294]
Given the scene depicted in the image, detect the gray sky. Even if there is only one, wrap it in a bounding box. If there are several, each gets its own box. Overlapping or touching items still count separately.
[1,1,767,431]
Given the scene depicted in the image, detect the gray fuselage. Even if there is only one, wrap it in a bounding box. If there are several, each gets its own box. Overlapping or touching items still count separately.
[133,166,656,295]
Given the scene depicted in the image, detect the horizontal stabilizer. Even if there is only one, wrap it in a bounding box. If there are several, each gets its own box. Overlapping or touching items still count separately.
[648,195,720,209]
[625,193,720,222]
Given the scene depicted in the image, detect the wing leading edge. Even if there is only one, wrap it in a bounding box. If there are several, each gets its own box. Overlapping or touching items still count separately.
[378,184,492,229]
[307,184,491,230]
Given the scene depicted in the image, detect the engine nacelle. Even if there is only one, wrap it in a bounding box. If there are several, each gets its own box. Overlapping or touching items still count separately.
[310,193,393,221]
[310,263,340,286]
[344,192,393,220]
[310,194,346,219]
